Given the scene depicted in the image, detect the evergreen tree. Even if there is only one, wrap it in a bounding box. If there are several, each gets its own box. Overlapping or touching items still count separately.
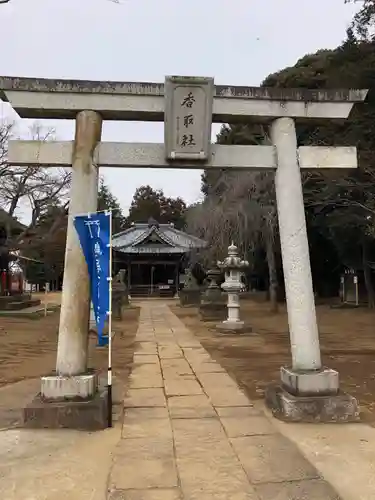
[127,185,186,229]
[97,179,126,234]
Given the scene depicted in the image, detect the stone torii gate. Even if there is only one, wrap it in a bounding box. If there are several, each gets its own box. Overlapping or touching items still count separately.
[1,75,367,428]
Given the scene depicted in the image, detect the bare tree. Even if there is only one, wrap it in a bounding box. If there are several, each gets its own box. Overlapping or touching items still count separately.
[0,121,71,247]
[187,166,280,312]
[0,121,12,178]
[225,170,280,312]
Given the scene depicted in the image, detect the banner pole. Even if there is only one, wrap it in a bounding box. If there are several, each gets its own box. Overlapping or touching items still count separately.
[107,210,113,428]
[44,282,48,317]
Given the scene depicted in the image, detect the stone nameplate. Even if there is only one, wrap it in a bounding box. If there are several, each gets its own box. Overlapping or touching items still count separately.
[164,75,214,162]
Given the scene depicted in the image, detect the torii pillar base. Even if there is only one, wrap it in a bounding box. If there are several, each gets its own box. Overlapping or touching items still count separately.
[23,372,108,431]
[265,367,360,423]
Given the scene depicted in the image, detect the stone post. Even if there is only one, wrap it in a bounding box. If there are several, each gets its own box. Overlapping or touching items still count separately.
[266,117,359,422]
[56,110,102,376]
[23,111,109,430]
[203,265,222,302]
[179,267,201,307]
[271,117,321,372]
[199,264,227,321]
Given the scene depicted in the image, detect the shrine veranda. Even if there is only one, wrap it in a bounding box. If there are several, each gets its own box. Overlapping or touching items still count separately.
[0,75,368,427]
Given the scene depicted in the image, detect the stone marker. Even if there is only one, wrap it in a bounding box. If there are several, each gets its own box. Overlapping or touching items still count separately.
[179,268,201,307]
[199,264,227,322]
[216,243,251,333]
[112,269,129,320]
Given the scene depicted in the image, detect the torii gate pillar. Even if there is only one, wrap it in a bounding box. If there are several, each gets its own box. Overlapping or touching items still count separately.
[272,117,322,372]
[266,117,359,422]
[56,110,102,377]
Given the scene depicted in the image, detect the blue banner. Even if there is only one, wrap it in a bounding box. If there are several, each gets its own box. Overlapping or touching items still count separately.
[74,212,111,347]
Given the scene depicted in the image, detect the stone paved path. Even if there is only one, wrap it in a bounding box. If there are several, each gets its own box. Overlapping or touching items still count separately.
[109,302,340,500]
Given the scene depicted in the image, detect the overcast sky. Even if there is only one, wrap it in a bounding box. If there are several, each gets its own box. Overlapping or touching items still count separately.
[1,0,358,220]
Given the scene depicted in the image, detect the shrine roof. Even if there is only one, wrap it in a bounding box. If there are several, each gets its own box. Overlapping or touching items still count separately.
[112,220,207,255]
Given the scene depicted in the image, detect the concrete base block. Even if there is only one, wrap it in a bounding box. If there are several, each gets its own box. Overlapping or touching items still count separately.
[41,373,97,401]
[23,389,108,430]
[265,384,360,423]
[280,366,339,396]
[215,320,252,334]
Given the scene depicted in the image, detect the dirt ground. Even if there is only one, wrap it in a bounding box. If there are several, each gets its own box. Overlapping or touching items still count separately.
[0,291,139,430]
[171,300,375,423]
[0,293,140,389]
[2,294,375,425]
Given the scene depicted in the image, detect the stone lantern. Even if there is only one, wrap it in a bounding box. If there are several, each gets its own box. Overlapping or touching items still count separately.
[217,242,250,332]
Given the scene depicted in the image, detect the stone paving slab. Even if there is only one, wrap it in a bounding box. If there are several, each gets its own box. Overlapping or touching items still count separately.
[207,387,253,407]
[230,434,320,484]
[163,372,196,382]
[111,438,178,490]
[123,388,166,408]
[162,370,194,380]
[172,419,259,499]
[183,348,212,362]
[198,372,238,387]
[109,489,183,500]
[110,302,341,500]
[129,374,164,389]
[133,354,159,365]
[130,365,162,378]
[167,394,217,419]
[175,462,259,500]
[134,342,158,354]
[0,424,120,500]
[216,406,262,417]
[160,358,193,374]
[191,362,226,374]
[124,407,169,419]
[135,334,156,342]
[162,369,195,381]
[220,416,277,437]
[169,404,217,419]
[122,417,172,439]
[164,378,203,396]
[254,479,341,500]
[176,341,202,348]
[199,368,237,378]
[158,345,184,359]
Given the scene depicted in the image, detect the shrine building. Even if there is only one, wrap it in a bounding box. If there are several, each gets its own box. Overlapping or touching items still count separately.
[112,218,207,297]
